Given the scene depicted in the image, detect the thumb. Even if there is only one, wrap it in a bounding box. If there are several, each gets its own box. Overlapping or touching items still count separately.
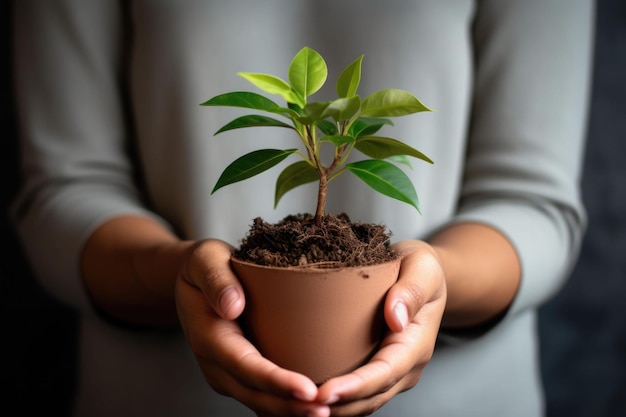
[385,240,445,332]
[181,239,246,320]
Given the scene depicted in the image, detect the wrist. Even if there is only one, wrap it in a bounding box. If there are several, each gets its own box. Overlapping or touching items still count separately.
[428,222,521,329]
[132,240,196,301]
[81,215,195,326]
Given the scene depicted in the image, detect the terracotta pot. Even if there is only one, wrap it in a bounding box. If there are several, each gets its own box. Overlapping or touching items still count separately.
[231,257,401,384]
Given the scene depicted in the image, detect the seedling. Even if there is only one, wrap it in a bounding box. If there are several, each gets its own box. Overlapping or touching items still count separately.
[201,46,433,224]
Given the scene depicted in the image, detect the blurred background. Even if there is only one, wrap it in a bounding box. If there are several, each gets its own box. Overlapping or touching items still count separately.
[537,0,626,415]
[2,1,624,415]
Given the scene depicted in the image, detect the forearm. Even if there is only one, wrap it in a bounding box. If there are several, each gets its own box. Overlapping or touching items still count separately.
[429,222,520,328]
[81,215,195,326]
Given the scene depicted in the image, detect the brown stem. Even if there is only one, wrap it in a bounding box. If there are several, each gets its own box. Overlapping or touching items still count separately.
[328,143,348,173]
[314,174,328,224]
[314,143,349,223]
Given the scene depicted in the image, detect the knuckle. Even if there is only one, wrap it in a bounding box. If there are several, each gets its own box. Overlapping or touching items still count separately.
[403,284,427,311]
[362,393,391,416]
[186,331,207,359]
[403,371,421,391]
[187,242,229,289]
[421,345,435,364]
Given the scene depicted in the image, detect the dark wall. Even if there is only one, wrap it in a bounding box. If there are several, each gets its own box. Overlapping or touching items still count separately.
[538,1,626,416]
[2,1,624,416]
[1,2,77,414]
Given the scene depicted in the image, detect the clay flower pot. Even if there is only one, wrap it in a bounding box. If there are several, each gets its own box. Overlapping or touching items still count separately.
[231,257,401,384]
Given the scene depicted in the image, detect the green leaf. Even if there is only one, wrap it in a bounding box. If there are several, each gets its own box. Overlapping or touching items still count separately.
[238,73,290,97]
[355,136,434,163]
[360,89,433,117]
[287,101,305,114]
[203,49,435,215]
[349,117,394,138]
[215,115,294,135]
[288,47,327,101]
[317,120,338,136]
[274,160,320,207]
[238,73,304,107]
[322,96,361,122]
[320,135,355,147]
[200,92,296,117]
[297,101,332,125]
[346,159,420,211]
[212,148,298,194]
[389,155,413,169]
[337,54,363,98]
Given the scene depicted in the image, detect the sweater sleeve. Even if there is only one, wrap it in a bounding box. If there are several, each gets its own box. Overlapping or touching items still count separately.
[454,0,594,318]
[11,0,168,313]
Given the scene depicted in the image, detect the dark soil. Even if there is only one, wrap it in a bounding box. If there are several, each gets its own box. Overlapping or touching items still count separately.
[234,213,398,268]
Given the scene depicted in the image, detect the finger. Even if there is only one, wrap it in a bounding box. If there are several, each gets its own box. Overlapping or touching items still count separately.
[316,308,441,415]
[181,239,245,320]
[176,277,320,403]
[385,240,446,332]
[213,369,330,417]
[227,345,319,402]
[315,328,423,414]
[315,244,447,414]
[203,355,330,417]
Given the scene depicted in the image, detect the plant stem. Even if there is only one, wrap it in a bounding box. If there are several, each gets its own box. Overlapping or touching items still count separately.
[315,174,328,223]
[314,143,350,223]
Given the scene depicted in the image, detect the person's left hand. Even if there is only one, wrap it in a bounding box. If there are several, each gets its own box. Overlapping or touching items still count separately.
[175,239,329,417]
[315,240,447,416]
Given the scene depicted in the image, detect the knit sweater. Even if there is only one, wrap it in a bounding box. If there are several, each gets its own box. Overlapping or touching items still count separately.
[12,1,594,415]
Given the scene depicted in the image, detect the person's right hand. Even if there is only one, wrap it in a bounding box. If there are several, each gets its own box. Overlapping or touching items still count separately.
[175,239,330,417]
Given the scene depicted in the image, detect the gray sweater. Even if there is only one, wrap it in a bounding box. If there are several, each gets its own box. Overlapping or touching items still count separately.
[12,1,594,416]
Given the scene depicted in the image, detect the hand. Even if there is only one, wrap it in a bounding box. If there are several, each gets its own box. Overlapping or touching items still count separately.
[315,240,447,416]
[175,239,331,417]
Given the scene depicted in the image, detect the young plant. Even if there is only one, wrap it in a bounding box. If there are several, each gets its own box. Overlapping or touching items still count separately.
[202,46,433,224]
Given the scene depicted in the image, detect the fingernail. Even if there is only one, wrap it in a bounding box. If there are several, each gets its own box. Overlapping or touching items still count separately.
[307,406,331,417]
[394,301,408,330]
[293,388,316,402]
[219,286,240,316]
[323,394,339,405]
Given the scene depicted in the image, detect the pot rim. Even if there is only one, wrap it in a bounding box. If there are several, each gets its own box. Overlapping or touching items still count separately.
[230,255,401,272]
